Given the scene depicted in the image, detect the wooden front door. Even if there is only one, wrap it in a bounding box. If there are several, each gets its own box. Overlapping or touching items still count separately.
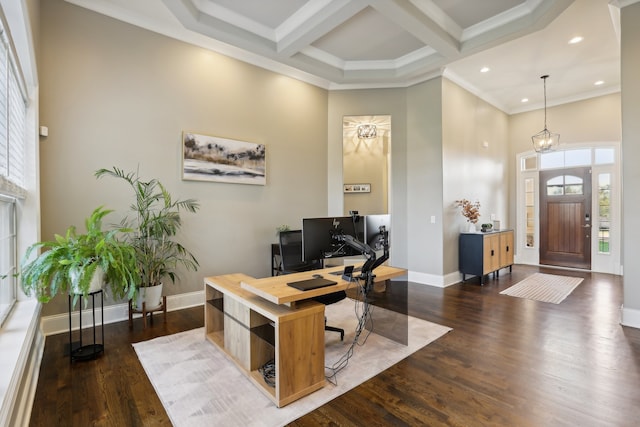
[539,167,592,269]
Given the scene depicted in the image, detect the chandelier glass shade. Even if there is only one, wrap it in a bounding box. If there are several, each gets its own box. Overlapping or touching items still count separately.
[531,75,559,153]
[532,128,560,152]
[357,124,377,139]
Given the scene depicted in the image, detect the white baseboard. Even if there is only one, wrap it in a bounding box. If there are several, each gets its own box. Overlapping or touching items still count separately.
[407,271,459,288]
[41,290,205,336]
[621,305,640,329]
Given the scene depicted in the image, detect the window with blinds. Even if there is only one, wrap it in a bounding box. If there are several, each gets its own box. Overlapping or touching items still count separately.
[0,21,27,325]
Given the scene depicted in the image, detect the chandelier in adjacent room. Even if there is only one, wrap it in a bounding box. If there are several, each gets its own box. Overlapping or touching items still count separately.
[357,124,377,139]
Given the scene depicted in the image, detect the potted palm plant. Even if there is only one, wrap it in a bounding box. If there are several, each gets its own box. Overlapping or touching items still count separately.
[20,206,140,306]
[95,167,199,309]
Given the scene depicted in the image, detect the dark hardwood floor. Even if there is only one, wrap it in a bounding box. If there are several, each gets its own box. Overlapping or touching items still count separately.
[30,265,640,426]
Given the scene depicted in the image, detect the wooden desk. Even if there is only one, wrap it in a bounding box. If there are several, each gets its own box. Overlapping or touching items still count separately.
[204,274,325,407]
[241,264,407,305]
[203,265,406,407]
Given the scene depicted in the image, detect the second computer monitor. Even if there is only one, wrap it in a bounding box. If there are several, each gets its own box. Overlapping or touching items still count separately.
[302,216,364,262]
[365,214,390,251]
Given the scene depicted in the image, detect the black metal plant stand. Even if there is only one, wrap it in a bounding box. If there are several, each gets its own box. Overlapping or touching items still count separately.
[68,289,104,362]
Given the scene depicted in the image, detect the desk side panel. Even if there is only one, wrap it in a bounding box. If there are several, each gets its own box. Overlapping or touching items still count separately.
[276,309,325,405]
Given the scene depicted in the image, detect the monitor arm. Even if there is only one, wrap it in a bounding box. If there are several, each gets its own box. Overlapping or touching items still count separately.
[341,228,389,292]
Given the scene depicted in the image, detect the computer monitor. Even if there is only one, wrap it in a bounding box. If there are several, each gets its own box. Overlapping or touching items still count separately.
[302,216,364,262]
[365,214,390,251]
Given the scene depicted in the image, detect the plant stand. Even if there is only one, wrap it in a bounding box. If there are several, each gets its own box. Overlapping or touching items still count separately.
[128,295,167,329]
[68,290,104,362]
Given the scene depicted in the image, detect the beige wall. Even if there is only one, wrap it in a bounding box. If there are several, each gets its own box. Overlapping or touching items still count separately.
[35,0,637,318]
[38,0,329,315]
[442,78,510,275]
[406,78,444,278]
[621,2,640,320]
[509,93,622,154]
[327,79,509,281]
[343,118,390,216]
[508,93,622,238]
[328,89,408,267]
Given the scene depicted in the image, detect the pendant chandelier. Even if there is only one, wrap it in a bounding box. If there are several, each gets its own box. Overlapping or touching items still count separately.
[531,75,560,153]
[357,124,377,139]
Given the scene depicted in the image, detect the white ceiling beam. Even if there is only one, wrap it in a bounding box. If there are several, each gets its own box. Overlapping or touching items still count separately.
[276,0,369,57]
[368,0,460,58]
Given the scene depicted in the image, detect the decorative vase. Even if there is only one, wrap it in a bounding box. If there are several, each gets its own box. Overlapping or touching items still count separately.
[468,222,477,233]
[69,266,105,295]
[136,283,164,310]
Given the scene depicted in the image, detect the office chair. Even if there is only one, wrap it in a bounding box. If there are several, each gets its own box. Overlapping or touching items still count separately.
[278,230,346,341]
[278,229,321,274]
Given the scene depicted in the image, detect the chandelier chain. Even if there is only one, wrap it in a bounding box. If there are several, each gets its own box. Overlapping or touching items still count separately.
[542,74,549,129]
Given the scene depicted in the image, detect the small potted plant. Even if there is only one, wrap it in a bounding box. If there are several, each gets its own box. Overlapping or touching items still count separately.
[95,167,199,309]
[455,199,481,232]
[20,206,140,306]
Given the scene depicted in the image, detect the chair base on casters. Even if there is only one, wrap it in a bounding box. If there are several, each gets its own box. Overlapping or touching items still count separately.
[314,291,347,342]
[325,324,344,341]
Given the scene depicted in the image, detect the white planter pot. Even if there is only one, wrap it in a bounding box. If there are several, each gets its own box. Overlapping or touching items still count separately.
[136,283,163,310]
[69,266,104,295]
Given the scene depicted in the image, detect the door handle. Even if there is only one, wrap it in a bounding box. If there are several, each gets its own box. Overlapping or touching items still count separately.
[582,224,591,228]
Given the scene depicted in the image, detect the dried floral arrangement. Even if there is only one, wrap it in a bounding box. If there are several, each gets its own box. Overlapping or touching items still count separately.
[455,199,481,224]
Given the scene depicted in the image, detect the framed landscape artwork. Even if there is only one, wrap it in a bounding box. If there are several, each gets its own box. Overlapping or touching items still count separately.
[182,132,266,185]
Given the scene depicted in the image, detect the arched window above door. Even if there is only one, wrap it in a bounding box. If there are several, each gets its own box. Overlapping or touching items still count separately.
[546,175,583,196]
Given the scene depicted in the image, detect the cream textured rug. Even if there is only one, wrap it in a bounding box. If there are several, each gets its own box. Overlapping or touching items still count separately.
[133,299,451,427]
[500,272,584,304]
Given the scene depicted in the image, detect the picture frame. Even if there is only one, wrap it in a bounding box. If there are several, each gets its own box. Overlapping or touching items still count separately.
[182,132,266,185]
[343,183,371,193]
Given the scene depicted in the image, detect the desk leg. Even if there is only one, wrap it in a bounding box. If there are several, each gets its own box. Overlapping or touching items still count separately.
[276,308,325,406]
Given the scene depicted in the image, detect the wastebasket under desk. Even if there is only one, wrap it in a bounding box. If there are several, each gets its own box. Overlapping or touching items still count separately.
[204,273,326,407]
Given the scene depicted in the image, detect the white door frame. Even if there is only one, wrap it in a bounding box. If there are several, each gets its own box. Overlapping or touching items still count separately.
[515,142,621,275]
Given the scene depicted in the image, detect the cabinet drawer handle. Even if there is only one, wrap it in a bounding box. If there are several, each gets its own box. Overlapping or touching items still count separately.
[491,249,494,256]
[506,246,509,252]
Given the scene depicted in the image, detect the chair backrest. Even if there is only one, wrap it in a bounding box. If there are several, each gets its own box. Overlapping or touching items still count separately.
[279,230,318,272]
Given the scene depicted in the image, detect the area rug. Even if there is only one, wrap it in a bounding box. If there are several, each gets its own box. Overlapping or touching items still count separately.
[500,272,584,304]
[133,299,451,427]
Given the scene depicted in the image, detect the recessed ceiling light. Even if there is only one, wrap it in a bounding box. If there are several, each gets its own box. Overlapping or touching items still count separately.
[569,36,583,44]
[480,67,490,73]
[521,98,529,103]
[594,80,604,86]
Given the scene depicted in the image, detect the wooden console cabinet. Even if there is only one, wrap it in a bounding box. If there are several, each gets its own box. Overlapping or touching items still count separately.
[204,273,326,407]
[459,230,514,284]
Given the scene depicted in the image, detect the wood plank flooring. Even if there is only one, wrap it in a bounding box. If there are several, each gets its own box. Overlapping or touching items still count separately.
[29,265,640,426]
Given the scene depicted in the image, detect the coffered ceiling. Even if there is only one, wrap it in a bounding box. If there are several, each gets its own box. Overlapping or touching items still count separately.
[66,0,635,113]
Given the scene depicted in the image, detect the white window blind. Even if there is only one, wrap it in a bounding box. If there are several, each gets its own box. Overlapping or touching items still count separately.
[7,66,24,186]
[0,21,27,324]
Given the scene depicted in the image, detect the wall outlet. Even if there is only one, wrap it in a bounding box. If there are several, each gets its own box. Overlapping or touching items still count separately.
[430,215,436,224]
[490,213,496,220]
